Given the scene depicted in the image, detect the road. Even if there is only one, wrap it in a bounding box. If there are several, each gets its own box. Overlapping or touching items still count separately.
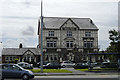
[3,75,120,80]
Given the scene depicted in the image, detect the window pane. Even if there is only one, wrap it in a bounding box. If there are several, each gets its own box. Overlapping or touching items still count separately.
[45,55,48,60]
[85,32,91,37]
[54,55,58,60]
[84,41,93,48]
[51,56,53,60]
[49,31,54,36]
[67,31,72,37]
[47,41,56,48]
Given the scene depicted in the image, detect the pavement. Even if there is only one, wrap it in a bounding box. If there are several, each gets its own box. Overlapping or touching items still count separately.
[34,68,120,76]
[5,75,120,80]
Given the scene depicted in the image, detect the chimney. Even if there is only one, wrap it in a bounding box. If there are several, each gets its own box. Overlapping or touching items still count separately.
[19,43,23,48]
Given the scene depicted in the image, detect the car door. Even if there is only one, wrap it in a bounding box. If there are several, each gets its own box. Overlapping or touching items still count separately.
[2,65,9,78]
[9,65,22,78]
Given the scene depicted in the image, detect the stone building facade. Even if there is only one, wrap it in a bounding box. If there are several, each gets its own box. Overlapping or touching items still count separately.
[38,17,99,63]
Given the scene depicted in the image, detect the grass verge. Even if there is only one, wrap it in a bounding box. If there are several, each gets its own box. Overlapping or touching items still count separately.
[29,69,72,73]
[76,68,118,72]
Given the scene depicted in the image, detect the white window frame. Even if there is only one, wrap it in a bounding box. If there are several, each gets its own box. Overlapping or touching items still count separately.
[48,31,54,37]
[46,53,58,61]
[66,41,73,48]
[84,41,93,48]
[5,56,17,61]
[85,32,91,37]
[47,41,56,48]
[5,56,9,61]
[67,31,72,37]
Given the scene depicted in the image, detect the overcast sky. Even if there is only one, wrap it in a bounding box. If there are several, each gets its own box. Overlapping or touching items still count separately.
[0,0,119,55]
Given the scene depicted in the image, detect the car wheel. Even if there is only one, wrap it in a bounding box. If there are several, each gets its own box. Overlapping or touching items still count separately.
[22,74,29,80]
[62,65,66,68]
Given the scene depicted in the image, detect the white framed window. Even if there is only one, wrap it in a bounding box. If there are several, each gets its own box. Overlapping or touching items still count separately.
[66,41,73,48]
[45,53,58,61]
[5,56,17,61]
[54,55,58,61]
[5,56,9,61]
[85,32,91,37]
[48,31,54,36]
[47,41,56,48]
[45,55,49,61]
[84,41,93,48]
[67,31,72,37]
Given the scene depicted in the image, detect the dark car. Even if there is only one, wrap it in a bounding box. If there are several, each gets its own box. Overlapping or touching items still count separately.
[0,64,34,80]
[73,63,88,69]
[37,61,48,68]
[100,62,119,68]
[43,62,61,69]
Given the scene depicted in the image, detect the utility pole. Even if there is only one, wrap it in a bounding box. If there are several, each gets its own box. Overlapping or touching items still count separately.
[40,0,43,73]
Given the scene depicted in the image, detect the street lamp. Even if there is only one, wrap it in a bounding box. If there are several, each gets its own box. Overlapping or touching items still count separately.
[40,0,43,73]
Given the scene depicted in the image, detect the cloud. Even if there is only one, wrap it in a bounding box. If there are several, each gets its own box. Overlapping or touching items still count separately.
[2,37,38,48]
[22,26,35,36]
[99,40,110,51]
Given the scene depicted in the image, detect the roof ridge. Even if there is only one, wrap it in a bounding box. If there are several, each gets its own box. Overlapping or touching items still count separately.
[3,48,39,49]
[41,16,91,19]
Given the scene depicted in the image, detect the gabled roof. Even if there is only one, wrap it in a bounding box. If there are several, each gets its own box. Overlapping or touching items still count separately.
[38,17,98,34]
[2,48,41,56]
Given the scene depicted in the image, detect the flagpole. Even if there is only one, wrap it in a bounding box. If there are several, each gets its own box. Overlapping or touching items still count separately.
[40,0,43,73]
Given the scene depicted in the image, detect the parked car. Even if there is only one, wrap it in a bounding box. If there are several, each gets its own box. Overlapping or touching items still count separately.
[17,62,33,69]
[90,62,100,67]
[43,62,61,69]
[73,63,88,69]
[61,61,75,68]
[37,61,48,68]
[0,64,34,80]
[100,62,119,68]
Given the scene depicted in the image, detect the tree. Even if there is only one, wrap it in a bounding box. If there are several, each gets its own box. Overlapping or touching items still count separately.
[106,29,119,62]
[109,29,118,43]
[106,29,119,53]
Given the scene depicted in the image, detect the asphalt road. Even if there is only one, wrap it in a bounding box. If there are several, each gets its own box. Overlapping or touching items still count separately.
[3,78,119,80]
[3,75,120,80]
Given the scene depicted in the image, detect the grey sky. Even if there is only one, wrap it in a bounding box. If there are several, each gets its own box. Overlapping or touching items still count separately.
[0,0,119,54]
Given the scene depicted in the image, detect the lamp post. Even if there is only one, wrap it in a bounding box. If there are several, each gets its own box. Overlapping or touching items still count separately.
[40,0,43,73]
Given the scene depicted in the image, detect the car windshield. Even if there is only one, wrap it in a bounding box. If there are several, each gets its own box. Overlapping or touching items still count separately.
[15,64,24,70]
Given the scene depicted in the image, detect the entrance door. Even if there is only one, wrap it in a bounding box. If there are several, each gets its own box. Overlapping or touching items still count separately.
[67,52,74,61]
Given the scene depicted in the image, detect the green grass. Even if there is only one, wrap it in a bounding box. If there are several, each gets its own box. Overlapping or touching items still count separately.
[76,68,118,72]
[76,69,88,71]
[29,69,72,73]
[30,69,41,73]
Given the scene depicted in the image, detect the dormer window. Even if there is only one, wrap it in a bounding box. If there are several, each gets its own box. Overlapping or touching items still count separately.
[48,31,54,37]
[67,31,72,37]
[85,32,91,37]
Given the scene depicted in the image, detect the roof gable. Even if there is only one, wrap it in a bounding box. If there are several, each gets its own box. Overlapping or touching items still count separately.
[60,18,79,30]
[23,49,35,56]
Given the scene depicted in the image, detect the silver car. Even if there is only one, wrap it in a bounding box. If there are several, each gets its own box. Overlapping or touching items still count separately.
[17,62,33,69]
[61,61,75,68]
